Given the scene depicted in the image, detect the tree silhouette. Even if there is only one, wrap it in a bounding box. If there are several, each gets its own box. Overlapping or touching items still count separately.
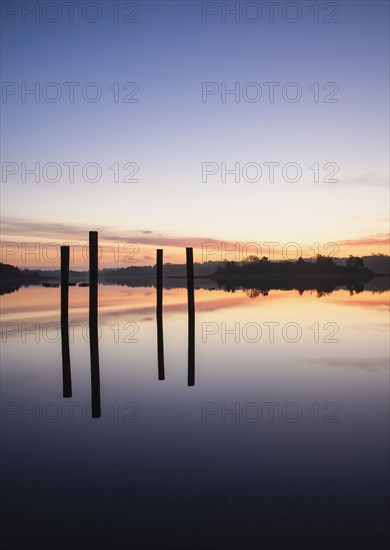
[346,255,365,269]
[316,254,335,266]
[244,255,261,263]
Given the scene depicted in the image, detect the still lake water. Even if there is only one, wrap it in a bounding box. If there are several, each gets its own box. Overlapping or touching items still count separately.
[1,282,389,549]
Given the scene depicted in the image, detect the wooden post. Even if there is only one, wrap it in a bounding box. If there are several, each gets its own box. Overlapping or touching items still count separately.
[186,247,195,386]
[89,231,101,418]
[61,246,72,397]
[156,249,165,380]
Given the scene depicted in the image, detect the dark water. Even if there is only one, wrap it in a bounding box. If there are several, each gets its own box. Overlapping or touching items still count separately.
[1,284,389,549]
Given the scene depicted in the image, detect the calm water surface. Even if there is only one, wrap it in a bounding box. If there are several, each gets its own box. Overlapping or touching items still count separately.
[1,284,389,549]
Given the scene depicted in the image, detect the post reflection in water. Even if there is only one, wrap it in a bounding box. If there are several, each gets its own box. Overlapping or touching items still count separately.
[156,249,165,380]
[89,231,101,418]
[60,245,72,398]
[186,247,195,387]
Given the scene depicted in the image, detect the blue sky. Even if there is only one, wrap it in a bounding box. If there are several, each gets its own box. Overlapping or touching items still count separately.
[1,0,389,265]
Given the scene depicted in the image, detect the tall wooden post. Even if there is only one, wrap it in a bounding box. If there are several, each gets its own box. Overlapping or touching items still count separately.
[186,247,195,386]
[61,246,72,397]
[156,249,165,380]
[89,231,101,418]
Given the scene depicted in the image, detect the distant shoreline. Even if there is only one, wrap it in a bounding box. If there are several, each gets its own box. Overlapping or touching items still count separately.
[1,256,389,296]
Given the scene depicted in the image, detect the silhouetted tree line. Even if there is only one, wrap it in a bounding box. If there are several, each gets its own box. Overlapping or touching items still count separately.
[213,254,371,279]
[0,263,23,280]
[0,263,40,295]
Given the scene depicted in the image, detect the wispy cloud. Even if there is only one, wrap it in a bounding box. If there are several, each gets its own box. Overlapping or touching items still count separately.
[0,217,219,249]
[337,233,389,248]
[1,218,389,270]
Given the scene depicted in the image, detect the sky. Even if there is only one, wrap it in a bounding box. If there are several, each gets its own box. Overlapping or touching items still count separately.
[1,0,389,268]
